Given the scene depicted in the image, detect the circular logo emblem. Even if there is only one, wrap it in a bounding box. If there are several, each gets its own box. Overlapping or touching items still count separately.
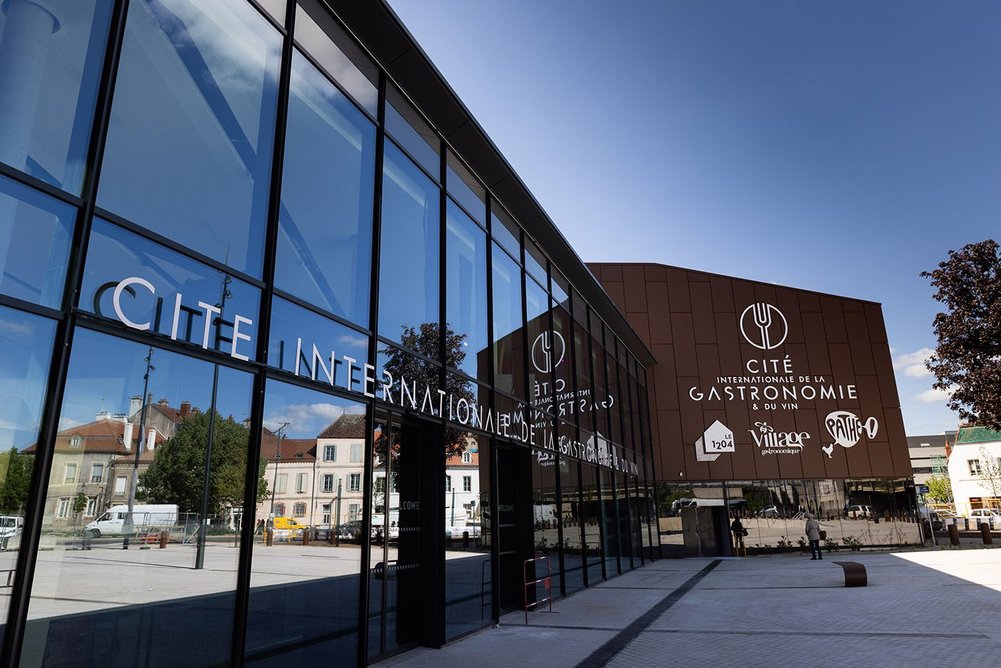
[739,303,788,350]
[531,331,566,373]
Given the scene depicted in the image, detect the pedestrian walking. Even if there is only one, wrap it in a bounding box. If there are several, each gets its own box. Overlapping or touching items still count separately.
[805,513,822,560]
[731,515,747,554]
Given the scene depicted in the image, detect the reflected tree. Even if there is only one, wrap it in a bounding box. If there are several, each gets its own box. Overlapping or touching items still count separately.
[0,448,32,514]
[379,323,474,461]
[140,411,267,517]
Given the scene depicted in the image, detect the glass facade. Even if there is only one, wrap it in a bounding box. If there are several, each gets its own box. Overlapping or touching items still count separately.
[0,2,655,665]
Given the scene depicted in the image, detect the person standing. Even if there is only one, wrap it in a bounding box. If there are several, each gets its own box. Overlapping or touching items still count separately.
[805,513,822,560]
[731,515,746,554]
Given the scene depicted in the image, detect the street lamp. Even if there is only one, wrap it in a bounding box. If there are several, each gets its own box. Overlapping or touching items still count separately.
[123,346,155,550]
[269,422,289,525]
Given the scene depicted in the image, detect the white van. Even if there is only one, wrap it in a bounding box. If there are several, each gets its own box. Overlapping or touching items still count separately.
[84,504,178,538]
[0,516,23,550]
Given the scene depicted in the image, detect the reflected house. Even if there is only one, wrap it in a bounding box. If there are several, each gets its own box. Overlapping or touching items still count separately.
[25,400,190,530]
[445,437,481,530]
[26,415,139,530]
[313,413,367,527]
[106,398,188,507]
[260,429,317,523]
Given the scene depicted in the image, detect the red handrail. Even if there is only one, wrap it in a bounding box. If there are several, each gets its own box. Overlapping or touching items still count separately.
[523,555,553,623]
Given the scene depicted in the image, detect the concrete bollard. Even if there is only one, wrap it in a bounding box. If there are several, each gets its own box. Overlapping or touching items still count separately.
[948,523,960,546]
[981,523,993,545]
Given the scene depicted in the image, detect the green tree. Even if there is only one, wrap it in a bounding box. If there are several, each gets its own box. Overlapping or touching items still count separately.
[922,239,1001,429]
[925,474,952,504]
[380,323,474,460]
[0,448,32,514]
[140,411,267,517]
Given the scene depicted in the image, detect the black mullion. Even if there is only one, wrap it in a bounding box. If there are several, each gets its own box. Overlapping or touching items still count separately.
[0,295,64,321]
[1,0,132,664]
[359,70,387,667]
[232,0,296,662]
[272,286,373,337]
[565,292,587,586]
[0,163,85,208]
[483,195,500,624]
[434,133,447,647]
[612,340,633,571]
[93,207,267,290]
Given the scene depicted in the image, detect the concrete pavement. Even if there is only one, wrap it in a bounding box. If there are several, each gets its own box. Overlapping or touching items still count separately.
[377,546,1001,667]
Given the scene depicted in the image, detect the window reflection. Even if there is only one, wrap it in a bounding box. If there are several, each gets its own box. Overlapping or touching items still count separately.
[81,219,261,361]
[387,87,439,179]
[98,0,281,276]
[0,2,112,194]
[0,174,74,308]
[0,306,55,636]
[491,244,523,398]
[445,201,488,381]
[558,448,584,595]
[378,142,440,353]
[276,49,375,325]
[247,380,366,665]
[444,434,491,639]
[23,329,253,666]
[295,0,379,116]
[268,295,369,388]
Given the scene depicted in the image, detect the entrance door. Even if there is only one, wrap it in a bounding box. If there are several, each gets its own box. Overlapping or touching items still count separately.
[367,413,443,660]
[495,444,532,612]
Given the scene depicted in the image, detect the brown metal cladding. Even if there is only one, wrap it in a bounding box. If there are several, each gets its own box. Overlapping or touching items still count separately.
[588,262,912,482]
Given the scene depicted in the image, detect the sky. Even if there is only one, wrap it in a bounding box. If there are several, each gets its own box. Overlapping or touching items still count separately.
[388,0,1001,437]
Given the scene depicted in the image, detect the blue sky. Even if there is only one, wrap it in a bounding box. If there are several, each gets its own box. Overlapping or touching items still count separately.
[388,0,1001,436]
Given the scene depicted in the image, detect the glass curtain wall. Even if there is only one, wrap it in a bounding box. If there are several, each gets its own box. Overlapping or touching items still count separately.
[0,0,655,665]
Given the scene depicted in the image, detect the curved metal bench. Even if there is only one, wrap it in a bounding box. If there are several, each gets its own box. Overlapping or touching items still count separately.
[832,561,867,587]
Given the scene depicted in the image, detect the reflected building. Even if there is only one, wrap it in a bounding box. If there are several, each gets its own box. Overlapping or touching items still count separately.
[0,1,657,665]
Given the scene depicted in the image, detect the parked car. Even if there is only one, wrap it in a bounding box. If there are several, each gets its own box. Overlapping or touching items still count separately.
[270,516,308,535]
[759,505,780,518]
[969,508,1001,524]
[312,524,332,541]
[846,505,873,519]
[669,498,696,515]
[921,511,943,536]
[0,515,23,550]
[336,521,364,542]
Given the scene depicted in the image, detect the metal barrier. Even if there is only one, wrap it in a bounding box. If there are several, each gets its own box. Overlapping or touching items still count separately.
[523,555,554,624]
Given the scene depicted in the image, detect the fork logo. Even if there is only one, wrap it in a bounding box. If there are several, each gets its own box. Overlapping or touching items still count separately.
[531,331,566,373]
[739,303,788,350]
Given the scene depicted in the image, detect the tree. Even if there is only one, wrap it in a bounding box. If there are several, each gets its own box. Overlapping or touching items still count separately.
[140,411,268,517]
[925,474,952,504]
[922,239,1001,429]
[0,448,32,514]
[380,323,474,461]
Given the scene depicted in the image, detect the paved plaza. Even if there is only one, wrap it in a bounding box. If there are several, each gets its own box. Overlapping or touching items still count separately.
[377,546,1001,668]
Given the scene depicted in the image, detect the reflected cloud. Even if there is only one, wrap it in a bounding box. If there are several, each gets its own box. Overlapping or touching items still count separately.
[266,401,364,436]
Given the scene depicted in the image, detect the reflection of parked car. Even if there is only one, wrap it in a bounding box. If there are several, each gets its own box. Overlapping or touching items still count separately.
[669,498,696,516]
[969,509,1001,523]
[759,505,780,518]
[312,524,332,541]
[0,515,23,550]
[846,505,873,519]
[921,511,943,536]
[337,521,364,542]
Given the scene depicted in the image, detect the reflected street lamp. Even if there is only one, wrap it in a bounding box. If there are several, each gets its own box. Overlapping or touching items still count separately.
[269,423,289,526]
